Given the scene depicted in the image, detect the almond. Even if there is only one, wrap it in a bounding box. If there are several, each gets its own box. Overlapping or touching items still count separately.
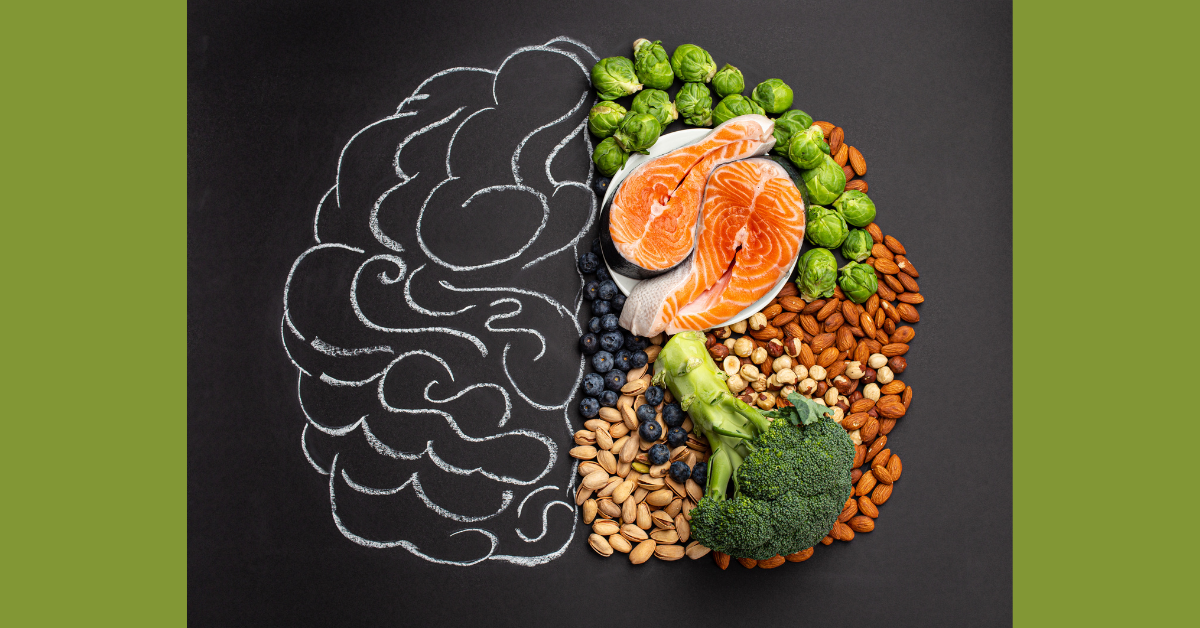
[837,500,858,523]
[873,448,891,469]
[853,340,870,364]
[895,255,918,278]
[799,314,820,336]
[784,321,804,338]
[866,222,883,243]
[772,311,797,327]
[897,303,920,323]
[860,417,879,442]
[737,557,758,569]
[891,326,915,343]
[802,298,826,315]
[880,380,906,395]
[877,399,906,419]
[816,298,841,321]
[871,243,894,261]
[848,515,875,533]
[844,179,868,193]
[871,482,892,505]
[858,496,879,518]
[887,454,903,481]
[750,325,780,341]
[898,292,925,305]
[829,126,845,155]
[883,235,906,255]
[872,464,894,484]
[851,398,876,414]
[713,551,731,569]
[873,258,900,275]
[879,418,897,435]
[876,280,896,302]
[855,470,877,496]
[810,332,835,353]
[860,312,877,339]
[785,547,815,562]
[898,272,920,293]
[817,346,839,368]
[823,311,844,332]
[778,282,799,298]
[813,120,835,138]
[866,437,887,463]
[833,142,849,166]
[830,521,855,541]
[755,554,785,569]
[799,343,816,368]
[848,146,867,175]
[840,300,860,325]
[842,164,855,180]
[821,536,834,545]
[884,274,906,294]
[882,343,909,357]
[836,326,856,352]
[903,385,913,408]
[853,444,866,468]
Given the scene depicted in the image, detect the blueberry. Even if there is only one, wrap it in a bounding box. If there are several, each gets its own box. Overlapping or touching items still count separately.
[591,238,602,256]
[591,351,614,374]
[595,266,611,283]
[690,460,708,487]
[601,313,620,332]
[635,404,657,423]
[662,403,685,427]
[610,293,625,313]
[598,390,618,407]
[578,333,599,355]
[644,385,664,406]
[613,350,634,371]
[592,300,612,317]
[583,281,599,301]
[639,420,662,442]
[623,333,647,352]
[669,460,691,483]
[594,176,612,197]
[629,350,648,369]
[599,331,624,353]
[648,443,670,466]
[578,252,600,274]
[604,369,626,391]
[578,397,599,418]
[581,372,604,397]
[587,317,602,334]
[667,426,688,448]
[597,280,618,301]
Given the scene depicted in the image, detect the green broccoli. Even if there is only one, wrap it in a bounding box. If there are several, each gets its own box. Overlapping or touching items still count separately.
[652,331,855,561]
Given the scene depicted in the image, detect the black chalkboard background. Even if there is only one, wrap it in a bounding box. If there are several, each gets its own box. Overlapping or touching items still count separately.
[188,1,1012,625]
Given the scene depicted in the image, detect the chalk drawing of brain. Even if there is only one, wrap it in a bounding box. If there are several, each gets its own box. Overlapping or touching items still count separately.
[282,37,600,565]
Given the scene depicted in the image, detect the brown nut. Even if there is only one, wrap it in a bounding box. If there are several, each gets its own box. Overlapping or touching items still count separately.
[888,356,907,373]
[832,375,853,395]
[766,339,785,358]
[708,344,729,360]
[713,326,732,340]
[704,333,717,349]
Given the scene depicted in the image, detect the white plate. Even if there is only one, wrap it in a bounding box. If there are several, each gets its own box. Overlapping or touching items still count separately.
[599,129,800,330]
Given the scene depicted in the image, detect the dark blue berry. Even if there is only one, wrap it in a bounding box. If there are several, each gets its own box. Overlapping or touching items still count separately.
[601,313,620,331]
[604,369,626,391]
[595,266,611,283]
[630,350,648,369]
[599,331,624,353]
[587,317,602,334]
[597,280,618,301]
[614,350,633,371]
[592,300,612,317]
[644,385,664,406]
[583,281,599,301]
[581,373,604,397]
[610,293,625,312]
[662,403,685,427]
[591,238,602,255]
[669,461,691,483]
[648,443,670,466]
[690,460,708,487]
[578,397,599,418]
[578,252,600,274]
[667,426,687,448]
[623,333,647,352]
[591,351,614,374]
[635,404,657,423]
[594,176,612,197]
[598,390,618,407]
[578,333,599,355]
[639,420,662,442]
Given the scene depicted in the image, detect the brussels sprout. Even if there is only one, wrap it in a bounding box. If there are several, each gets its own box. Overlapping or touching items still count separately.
[711,64,744,97]
[670,44,717,83]
[787,125,830,170]
[613,112,662,154]
[832,189,877,227]
[675,82,713,127]
[630,89,679,127]
[771,109,815,155]
[841,229,874,262]
[796,247,838,302]
[837,262,879,304]
[711,94,765,126]
[632,39,674,90]
[805,204,849,249]
[592,137,629,177]
[591,56,643,101]
[800,154,847,206]
[750,79,794,114]
[588,101,627,139]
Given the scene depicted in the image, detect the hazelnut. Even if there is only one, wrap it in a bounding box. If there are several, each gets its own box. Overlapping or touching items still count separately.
[713,326,732,340]
[808,365,827,381]
[835,399,850,413]
[832,375,852,395]
[740,364,760,381]
[751,375,769,392]
[765,374,781,390]
[708,343,729,360]
[756,392,776,410]
[722,356,742,377]
[849,390,863,404]
[830,406,844,423]
[851,468,863,483]
[863,383,880,401]
[650,333,665,346]
[815,381,829,397]
[783,337,803,358]
[792,364,808,380]
[733,337,754,357]
[723,338,736,350]
[726,374,748,393]
[867,407,879,418]
[748,312,768,331]
[798,378,818,396]
[750,347,769,365]
[776,368,798,385]
[862,367,877,384]
[780,385,797,398]
[729,320,748,334]
[813,397,827,407]
[772,355,792,373]
[876,366,894,385]
[705,333,717,349]
[849,429,863,446]
[868,353,888,369]
[738,391,756,404]
[766,339,785,358]
[888,356,907,374]
[846,361,865,380]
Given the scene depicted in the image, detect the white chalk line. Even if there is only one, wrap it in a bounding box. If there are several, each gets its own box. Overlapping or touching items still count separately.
[492,45,589,106]
[516,500,574,543]
[301,423,330,475]
[335,112,416,209]
[544,118,587,188]
[416,183,550,272]
[341,468,514,523]
[517,485,558,518]
[284,242,365,342]
[512,90,590,185]
[501,343,566,412]
[521,180,598,270]
[485,298,547,361]
[423,379,512,428]
[313,184,336,244]
[310,336,394,357]
[396,67,495,115]
[403,264,474,317]
[438,280,577,326]
[446,106,494,178]
[393,107,465,180]
[280,322,311,377]
[543,36,599,62]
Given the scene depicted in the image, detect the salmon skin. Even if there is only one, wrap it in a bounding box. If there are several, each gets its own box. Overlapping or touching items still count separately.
[599,115,775,280]
[620,157,807,336]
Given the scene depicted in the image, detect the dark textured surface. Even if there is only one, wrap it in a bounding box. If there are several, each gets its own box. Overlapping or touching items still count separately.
[188,1,1012,625]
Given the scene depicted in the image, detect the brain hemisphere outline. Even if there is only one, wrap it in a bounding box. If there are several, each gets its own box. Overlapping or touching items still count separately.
[281,38,600,565]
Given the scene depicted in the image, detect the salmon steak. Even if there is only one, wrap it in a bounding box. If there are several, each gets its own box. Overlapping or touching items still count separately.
[620,157,807,337]
[600,115,775,279]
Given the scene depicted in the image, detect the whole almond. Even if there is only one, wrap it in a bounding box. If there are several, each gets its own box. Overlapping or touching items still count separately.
[817,346,839,368]
[780,295,805,312]
[858,496,880,518]
[843,412,869,431]
[608,533,632,553]
[860,417,879,441]
[654,543,685,561]
[871,482,893,505]
[799,314,820,336]
[685,541,710,559]
[810,332,835,353]
[897,303,920,323]
[873,448,892,469]
[821,536,834,546]
[761,303,782,319]
[891,326,915,343]
[884,235,906,255]
[778,282,799,298]
[736,557,758,569]
[871,243,894,261]
[903,385,913,408]
[772,311,797,328]
[589,533,614,557]
[898,292,925,305]
[848,515,875,533]
[887,454,903,481]
[842,164,855,180]
[844,179,868,193]
[836,326,856,352]
[880,380,906,395]
[785,547,815,562]
[817,299,841,321]
[799,343,816,368]
[838,499,858,523]
[881,343,910,358]
[884,274,905,294]
[833,142,850,167]
[853,340,870,365]
[813,120,835,138]
[876,280,896,302]
[802,298,826,315]
[784,321,804,338]
[877,399,906,419]
[853,444,866,468]
[873,258,900,275]
[830,521,855,541]
[866,223,883,243]
[872,464,894,484]
[630,539,656,564]
[866,436,887,462]
[759,555,787,569]
[856,470,877,496]
[879,418,897,435]
[895,255,918,277]
[898,272,920,293]
[829,126,845,155]
[848,146,867,175]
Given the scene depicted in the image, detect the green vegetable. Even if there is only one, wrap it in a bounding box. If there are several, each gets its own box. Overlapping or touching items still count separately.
[711,94,765,126]
[786,125,830,169]
[675,82,713,126]
[612,112,662,154]
[711,64,744,97]
[771,110,815,155]
[796,247,838,301]
[670,44,717,83]
[801,154,847,206]
[841,229,874,262]
[592,137,629,177]
[750,78,794,114]
[587,101,627,139]
[591,56,643,101]
[832,190,877,227]
[837,261,879,304]
[630,89,678,127]
[805,204,849,249]
[632,39,674,90]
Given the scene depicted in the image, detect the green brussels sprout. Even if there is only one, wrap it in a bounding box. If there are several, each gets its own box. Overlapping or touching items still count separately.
[630,89,678,127]
[711,64,744,97]
[787,125,830,170]
[632,39,674,90]
[837,262,879,304]
[613,112,662,154]
[750,79,794,114]
[832,190,877,227]
[796,247,838,302]
[840,229,874,262]
[771,109,815,155]
[800,154,847,206]
[805,204,849,249]
[587,101,627,139]
[711,94,765,126]
[670,44,717,83]
[675,82,713,127]
[591,56,643,101]
[592,137,629,177]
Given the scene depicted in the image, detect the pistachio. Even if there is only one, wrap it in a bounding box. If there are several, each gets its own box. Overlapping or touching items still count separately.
[597,450,617,474]
[599,498,621,519]
[620,495,637,523]
[654,543,685,561]
[664,498,683,518]
[650,529,679,544]
[589,533,614,557]
[685,479,704,502]
[597,475,622,498]
[636,502,652,530]
[646,489,675,507]
[592,519,621,536]
[630,540,656,564]
[578,461,602,476]
[582,499,598,524]
[674,514,690,542]
[583,419,607,432]
[685,541,711,559]
[621,523,649,543]
[608,534,633,553]
[643,345,661,363]
[651,510,675,529]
